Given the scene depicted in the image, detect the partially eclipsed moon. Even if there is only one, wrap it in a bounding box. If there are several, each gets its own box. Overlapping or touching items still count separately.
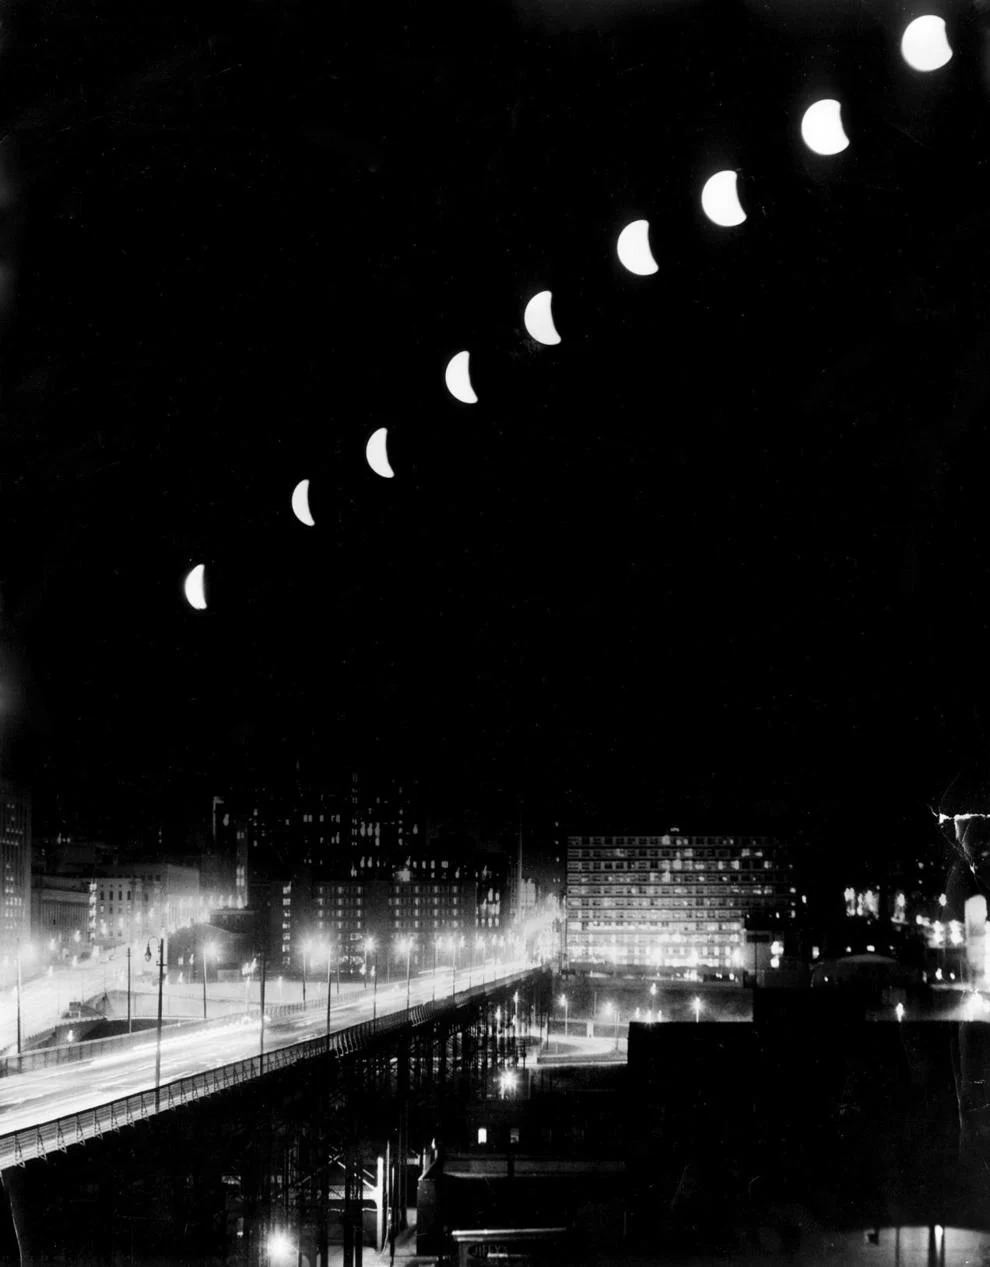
[366,427,394,479]
[616,219,659,276]
[291,479,315,526]
[523,290,561,345]
[444,350,478,404]
[901,15,952,72]
[183,563,207,611]
[800,99,850,156]
[701,170,747,228]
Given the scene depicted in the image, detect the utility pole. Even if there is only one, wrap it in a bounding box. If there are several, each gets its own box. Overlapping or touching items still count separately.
[259,950,267,1073]
[148,938,165,1112]
[127,946,132,1034]
[326,941,333,1056]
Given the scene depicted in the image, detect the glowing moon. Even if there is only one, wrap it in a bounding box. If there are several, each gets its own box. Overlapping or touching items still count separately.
[700,170,747,228]
[617,219,658,276]
[291,479,315,526]
[183,563,207,611]
[444,350,478,404]
[366,427,394,479]
[523,290,561,346]
[901,15,952,72]
[800,99,850,156]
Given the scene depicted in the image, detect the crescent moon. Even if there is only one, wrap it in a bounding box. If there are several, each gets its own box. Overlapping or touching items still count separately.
[617,219,659,276]
[366,427,395,479]
[183,563,207,611]
[700,170,747,228]
[523,290,562,346]
[291,479,315,526]
[444,350,478,404]
[800,99,849,156]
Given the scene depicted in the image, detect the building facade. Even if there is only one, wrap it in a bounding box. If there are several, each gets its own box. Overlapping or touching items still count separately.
[0,781,31,970]
[31,875,91,951]
[89,862,201,946]
[565,833,796,976]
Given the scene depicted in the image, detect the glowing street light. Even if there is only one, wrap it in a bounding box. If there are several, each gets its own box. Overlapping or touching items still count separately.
[499,1069,518,1098]
[693,996,702,1024]
[895,1002,905,1023]
[266,1229,295,1265]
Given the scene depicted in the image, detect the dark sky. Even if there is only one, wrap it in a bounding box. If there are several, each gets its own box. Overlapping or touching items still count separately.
[1,0,989,851]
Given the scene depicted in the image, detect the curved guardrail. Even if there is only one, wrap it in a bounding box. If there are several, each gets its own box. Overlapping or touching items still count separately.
[0,967,539,1170]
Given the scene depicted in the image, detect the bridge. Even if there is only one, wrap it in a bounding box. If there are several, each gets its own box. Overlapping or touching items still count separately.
[0,961,550,1266]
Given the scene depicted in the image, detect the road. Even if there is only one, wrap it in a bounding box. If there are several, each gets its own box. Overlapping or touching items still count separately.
[0,960,530,1140]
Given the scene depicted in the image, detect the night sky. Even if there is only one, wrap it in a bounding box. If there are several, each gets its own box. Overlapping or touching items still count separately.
[2,0,989,854]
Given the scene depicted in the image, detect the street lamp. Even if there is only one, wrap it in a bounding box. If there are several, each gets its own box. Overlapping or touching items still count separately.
[398,936,413,1012]
[325,939,334,1052]
[145,938,165,1111]
[15,941,35,1059]
[559,992,568,1038]
[202,941,215,1021]
[301,938,311,1007]
[363,936,375,990]
[693,996,702,1024]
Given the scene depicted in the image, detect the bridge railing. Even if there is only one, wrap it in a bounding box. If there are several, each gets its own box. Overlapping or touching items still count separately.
[0,966,540,1170]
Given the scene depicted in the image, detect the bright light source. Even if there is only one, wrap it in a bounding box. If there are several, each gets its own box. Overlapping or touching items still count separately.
[770,955,781,969]
[616,219,659,276]
[770,940,784,957]
[523,290,561,346]
[477,1127,488,1144]
[895,1002,905,1023]
[499,1070,518,1096]
[445,350,478,404]
[866,944,876,953]
[267,1230,294,1264]
[939,893,947,907]
[800,99,850,156]
[558,993,567,1007]
[901,15,952,72]
[700,170,747,228]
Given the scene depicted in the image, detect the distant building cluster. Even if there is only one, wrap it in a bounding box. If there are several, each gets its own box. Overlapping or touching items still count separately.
[565,833,797,977]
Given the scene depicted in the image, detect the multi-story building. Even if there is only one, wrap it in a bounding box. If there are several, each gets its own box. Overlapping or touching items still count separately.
[0,781,31,970]
[31,875,90,952]
[565,832,796,976]
[89,862,201,946]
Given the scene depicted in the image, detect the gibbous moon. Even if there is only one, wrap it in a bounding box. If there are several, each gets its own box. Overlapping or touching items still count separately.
[700,170,747,228]
[291,479,315,526]
[523,290,561,346]
[800,99,850,156]
[183,563,207,611]
[901,15,952,72]
[444,350,478,404]
[366,427,394,479]
[616,219,659,276]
